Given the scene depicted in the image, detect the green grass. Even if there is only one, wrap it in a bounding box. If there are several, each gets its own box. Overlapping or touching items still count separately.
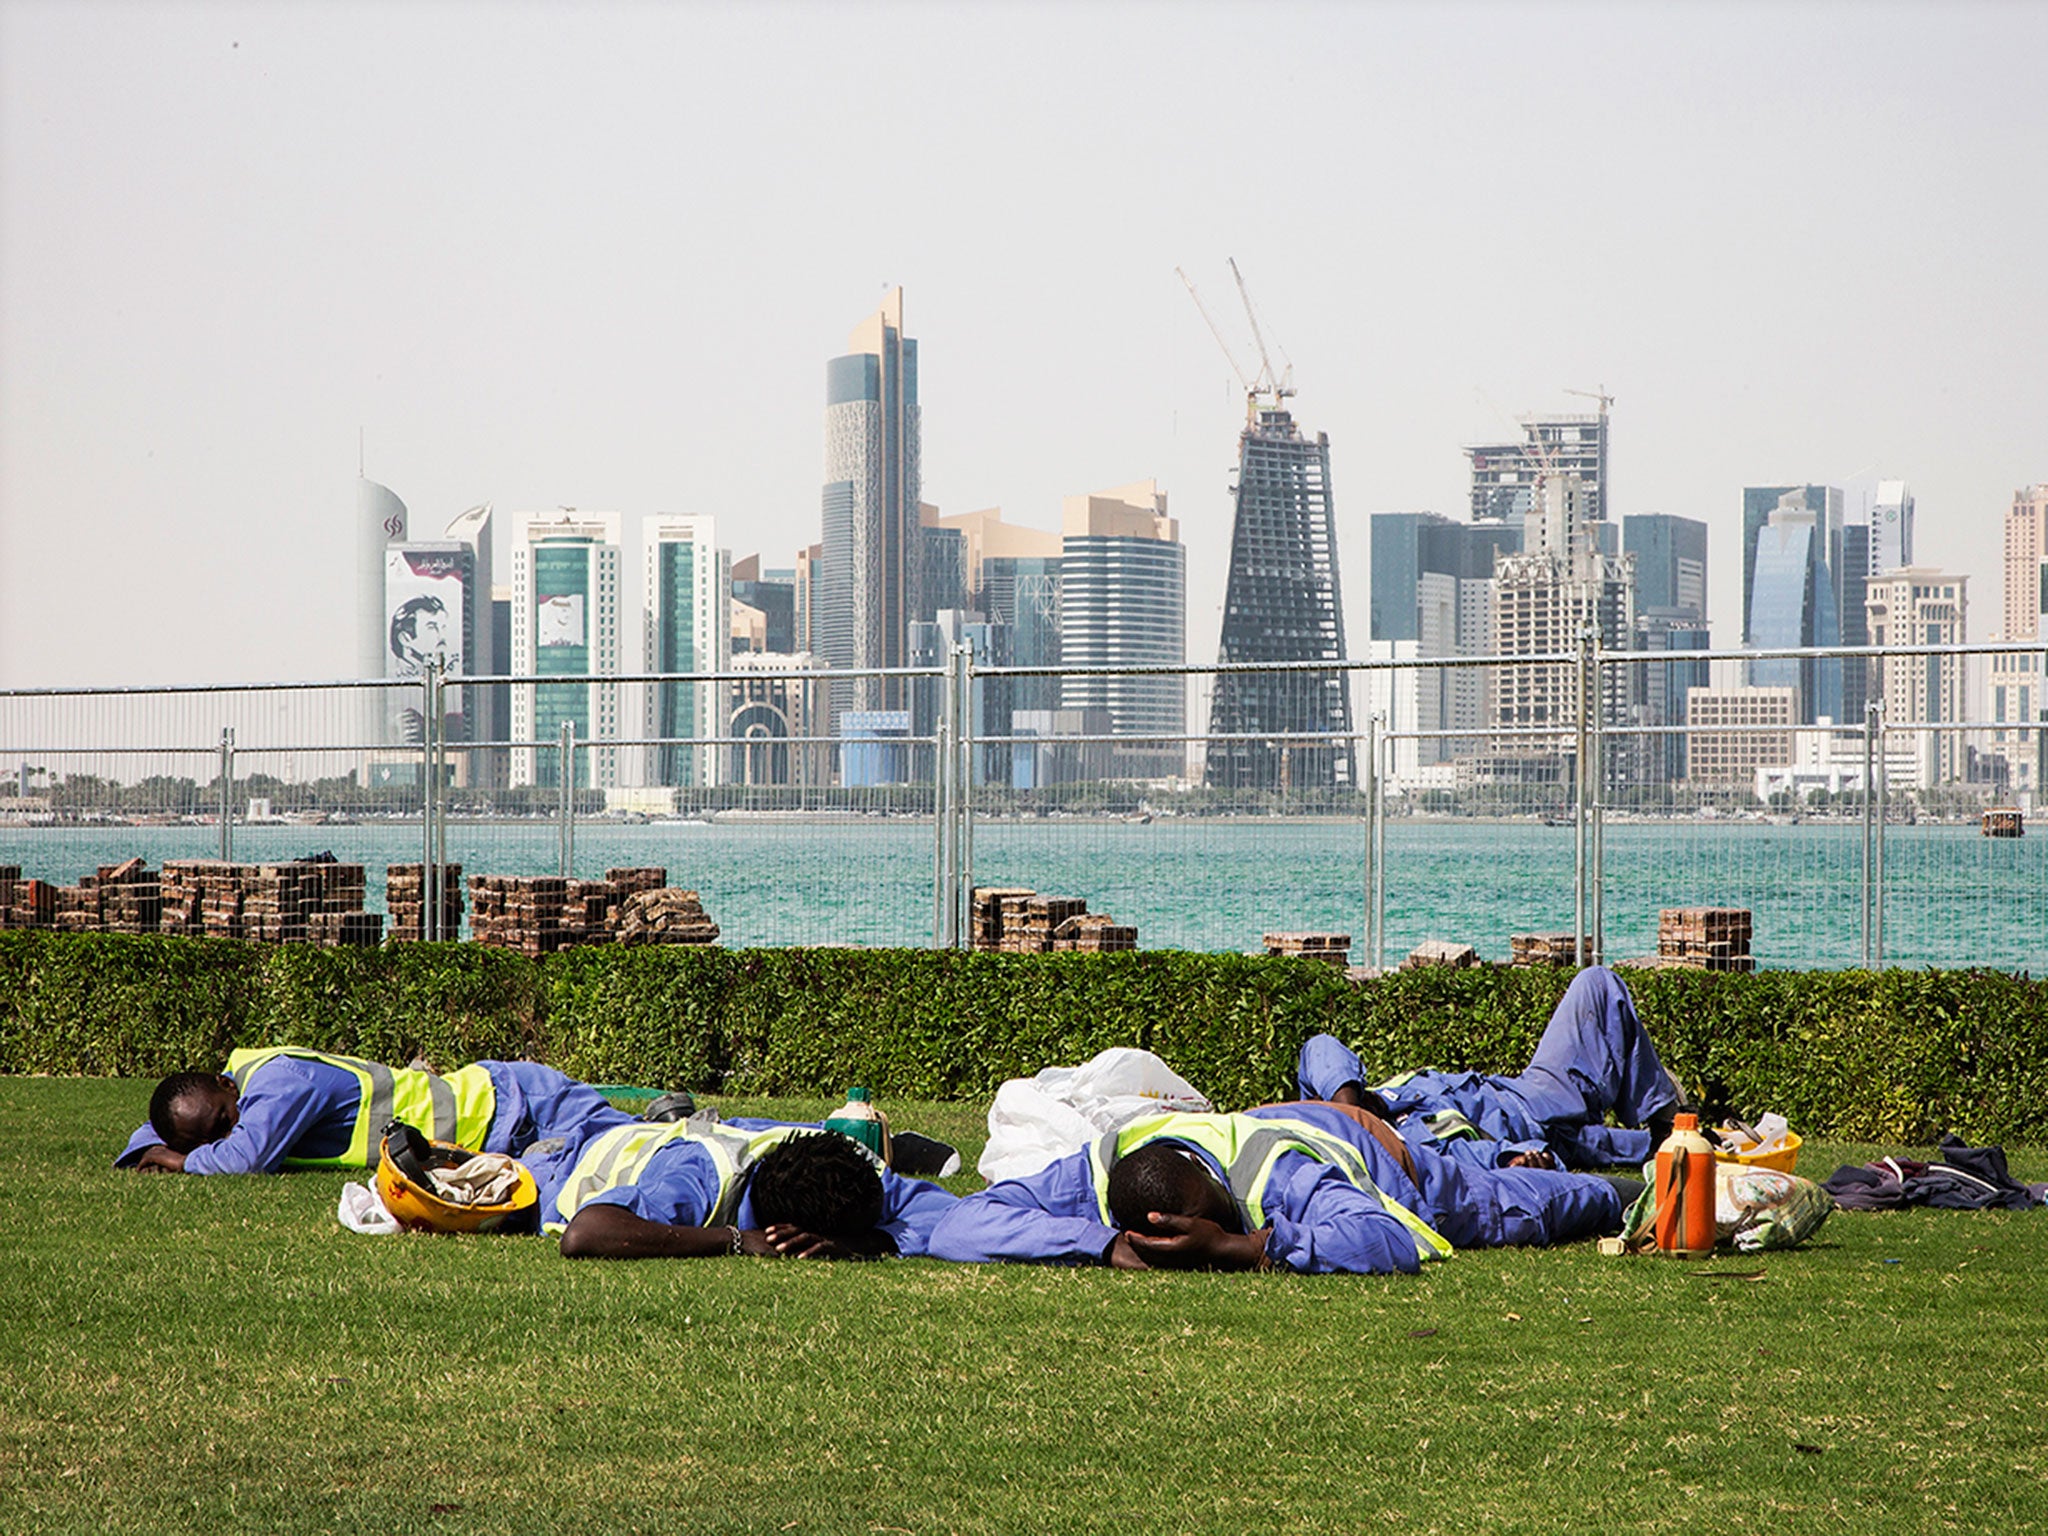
[4,1078,2047,1536]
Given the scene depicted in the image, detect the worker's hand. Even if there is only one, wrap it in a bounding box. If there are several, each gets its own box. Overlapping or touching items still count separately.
[1505,1150,1557,1170]
[1104,1232,1153,1270]
[755,1223,868,1260]
[135,1145,187,1174]
[1125,1213,1270,1271]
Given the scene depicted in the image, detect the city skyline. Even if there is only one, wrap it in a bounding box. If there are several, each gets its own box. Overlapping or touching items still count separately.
[2,2,2045,690]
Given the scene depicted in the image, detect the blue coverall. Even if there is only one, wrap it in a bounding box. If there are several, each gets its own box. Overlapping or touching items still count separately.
[926,1102,1620,1274]
[116,1057,634,1174]
[526,1117,959,1258]
[1296,964,1678,1169]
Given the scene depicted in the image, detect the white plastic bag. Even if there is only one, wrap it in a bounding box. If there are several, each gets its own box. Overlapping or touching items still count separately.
[337,1180,401,1236]
[978,1047,1211,1182]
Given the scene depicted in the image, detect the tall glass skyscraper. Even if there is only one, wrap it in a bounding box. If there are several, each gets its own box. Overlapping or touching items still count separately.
[1205,408,1352,789]
[820,288,920,722]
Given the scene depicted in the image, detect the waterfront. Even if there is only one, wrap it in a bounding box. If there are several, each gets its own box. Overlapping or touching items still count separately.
[1,817,2040,972]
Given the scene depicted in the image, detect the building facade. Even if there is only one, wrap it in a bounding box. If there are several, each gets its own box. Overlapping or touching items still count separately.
[509,511,623,789]
[1206,411,1352,789]
[1685,685,1796,789]
[727,651,827,788]
[1061,480,1185,780]
[1866,567,1968,787]
[1745,487,1844,723]
[642,514,730,789]
[1465,411,1609,526]
[819,288,920,720]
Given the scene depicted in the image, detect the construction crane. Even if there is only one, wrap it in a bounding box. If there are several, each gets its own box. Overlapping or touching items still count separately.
[1177,261,1294,421]
[1563,385,1614,416]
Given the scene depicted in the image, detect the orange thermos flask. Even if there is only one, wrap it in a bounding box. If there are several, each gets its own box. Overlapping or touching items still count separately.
[1653,1113,1717,1258]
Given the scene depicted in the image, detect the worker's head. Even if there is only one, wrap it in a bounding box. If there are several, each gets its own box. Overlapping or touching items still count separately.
[149,1072,240,1153]
[746,1131,885,1241]
[1106,1143,1243,1238]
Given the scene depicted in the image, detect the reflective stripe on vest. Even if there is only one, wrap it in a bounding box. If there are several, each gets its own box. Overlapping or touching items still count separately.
[224,1047,496,1168]
[1087,1110,1450,1264]
[543,1117,817,1236]
[1417,1107,1482,1142]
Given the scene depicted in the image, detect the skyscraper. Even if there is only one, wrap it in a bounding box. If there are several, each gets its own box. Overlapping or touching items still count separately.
[642,514,730,788]
[1987,484,2048,798]
[1744,486,1844,723]
[925,505,1064,713]
[1205,408,1352,790]
[1621,514,1707,619]
[819,288,920,720]
[1060,480,1184,779]
[1871,480,1916,576]
[1367,510,1519,779]
[356,477,409,744]
[1465,412,1609,526]
[509,511,623,789]
[383,540,473,745]
[1866,568,1968,786]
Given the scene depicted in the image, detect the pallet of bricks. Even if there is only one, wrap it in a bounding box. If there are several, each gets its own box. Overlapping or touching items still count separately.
[387,864,464,942]
[1657,907,1754,971]
[158,859,379,945]
[1510,933,1585,967]
[970,886,1136,953]
[1264,932,1351,967]
[610,869,720,947]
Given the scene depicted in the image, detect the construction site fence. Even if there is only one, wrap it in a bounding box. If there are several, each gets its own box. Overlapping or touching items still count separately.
[0,641,2042,970]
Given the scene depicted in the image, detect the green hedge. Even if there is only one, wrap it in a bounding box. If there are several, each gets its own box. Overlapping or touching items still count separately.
[3,931,2044,1144]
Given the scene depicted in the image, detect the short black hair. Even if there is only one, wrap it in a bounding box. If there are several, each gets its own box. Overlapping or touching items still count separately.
[1105,1143,1211,1233]
[149,1071,229,1147]
[747,1132,885,1240]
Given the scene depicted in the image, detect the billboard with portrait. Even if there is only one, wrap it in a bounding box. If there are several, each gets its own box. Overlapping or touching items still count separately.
[385,547,470,743]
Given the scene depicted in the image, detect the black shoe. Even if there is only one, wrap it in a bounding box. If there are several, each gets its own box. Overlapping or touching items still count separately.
[888,1130,961,1178]
[641,1090,697,1123]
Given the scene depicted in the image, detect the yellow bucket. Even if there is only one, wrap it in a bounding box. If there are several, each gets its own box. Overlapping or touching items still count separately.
[1713,1127,1800,1173]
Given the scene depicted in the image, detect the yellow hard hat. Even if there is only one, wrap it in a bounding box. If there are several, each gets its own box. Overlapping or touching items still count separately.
[375,1120,537,1234]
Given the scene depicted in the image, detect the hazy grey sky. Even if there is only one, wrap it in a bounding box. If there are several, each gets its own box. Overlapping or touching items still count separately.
[3,0,2043,689]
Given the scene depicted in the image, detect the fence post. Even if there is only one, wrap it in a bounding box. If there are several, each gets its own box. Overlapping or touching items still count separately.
[218,727,234,861]
[557,721,575,879]
[956,641,975,946]
[1573,625,1592,966]
[1372,713,1388,972]
[1362,711,1379,969]
[1874,711,1887,966]
[1861,701,1878,967]
[933,654,956,948]
[1591,634,1606,967]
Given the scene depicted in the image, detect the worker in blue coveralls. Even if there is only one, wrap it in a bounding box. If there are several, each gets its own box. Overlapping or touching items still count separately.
[1297,964,1683,1171]
[117,1048,635,1175]
[524,1114,958,1260]
[926,1101,1627,1275]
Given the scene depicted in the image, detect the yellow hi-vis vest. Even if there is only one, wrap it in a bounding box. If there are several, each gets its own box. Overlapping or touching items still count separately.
[1086,1110,1451,1265]
[542,1118,840,1236]
[224,1047,497,1169]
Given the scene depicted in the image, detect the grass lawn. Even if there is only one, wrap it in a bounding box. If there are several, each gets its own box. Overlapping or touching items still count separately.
[3,1078,2046,1536]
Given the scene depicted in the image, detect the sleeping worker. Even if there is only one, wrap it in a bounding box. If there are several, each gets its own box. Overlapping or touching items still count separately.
[118,1048,635,1175]
[521,1114,958,1260]
[1297,964,1685,1171]
[926,1100,1633,1275]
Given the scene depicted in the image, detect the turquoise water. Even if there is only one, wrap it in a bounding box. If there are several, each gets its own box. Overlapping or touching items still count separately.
[2,818,2041,972]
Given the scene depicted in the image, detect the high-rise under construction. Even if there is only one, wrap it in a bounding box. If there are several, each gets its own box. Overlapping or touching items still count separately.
[1204,404,1354,789]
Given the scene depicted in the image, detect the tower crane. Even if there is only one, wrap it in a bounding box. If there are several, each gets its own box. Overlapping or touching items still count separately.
[1177,261,1294,422]
[1563,385,1614,416]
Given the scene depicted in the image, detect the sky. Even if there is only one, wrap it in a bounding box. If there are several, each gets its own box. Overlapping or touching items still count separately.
[2,0,2044,691]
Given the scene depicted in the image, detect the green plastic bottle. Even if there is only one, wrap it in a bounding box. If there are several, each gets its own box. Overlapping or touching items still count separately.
[823,1085,891,1162]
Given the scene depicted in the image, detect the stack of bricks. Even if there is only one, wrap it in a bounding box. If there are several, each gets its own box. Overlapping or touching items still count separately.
[53,881,100,933]
[156,861,251,939]
[0,867,23,929]
[1003,895,1088,953]
[468,875,566,954]
[387,864,465,942]
[1657,908,1754,972]
[306,910,385,947]
[1053,912,1136,952]
[615,887,721,946]
[3,876,56,930]
[95,858,161,934]
[1510,933,1585,966]
[970,888,1037,951]
[1264,932,1353,967]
